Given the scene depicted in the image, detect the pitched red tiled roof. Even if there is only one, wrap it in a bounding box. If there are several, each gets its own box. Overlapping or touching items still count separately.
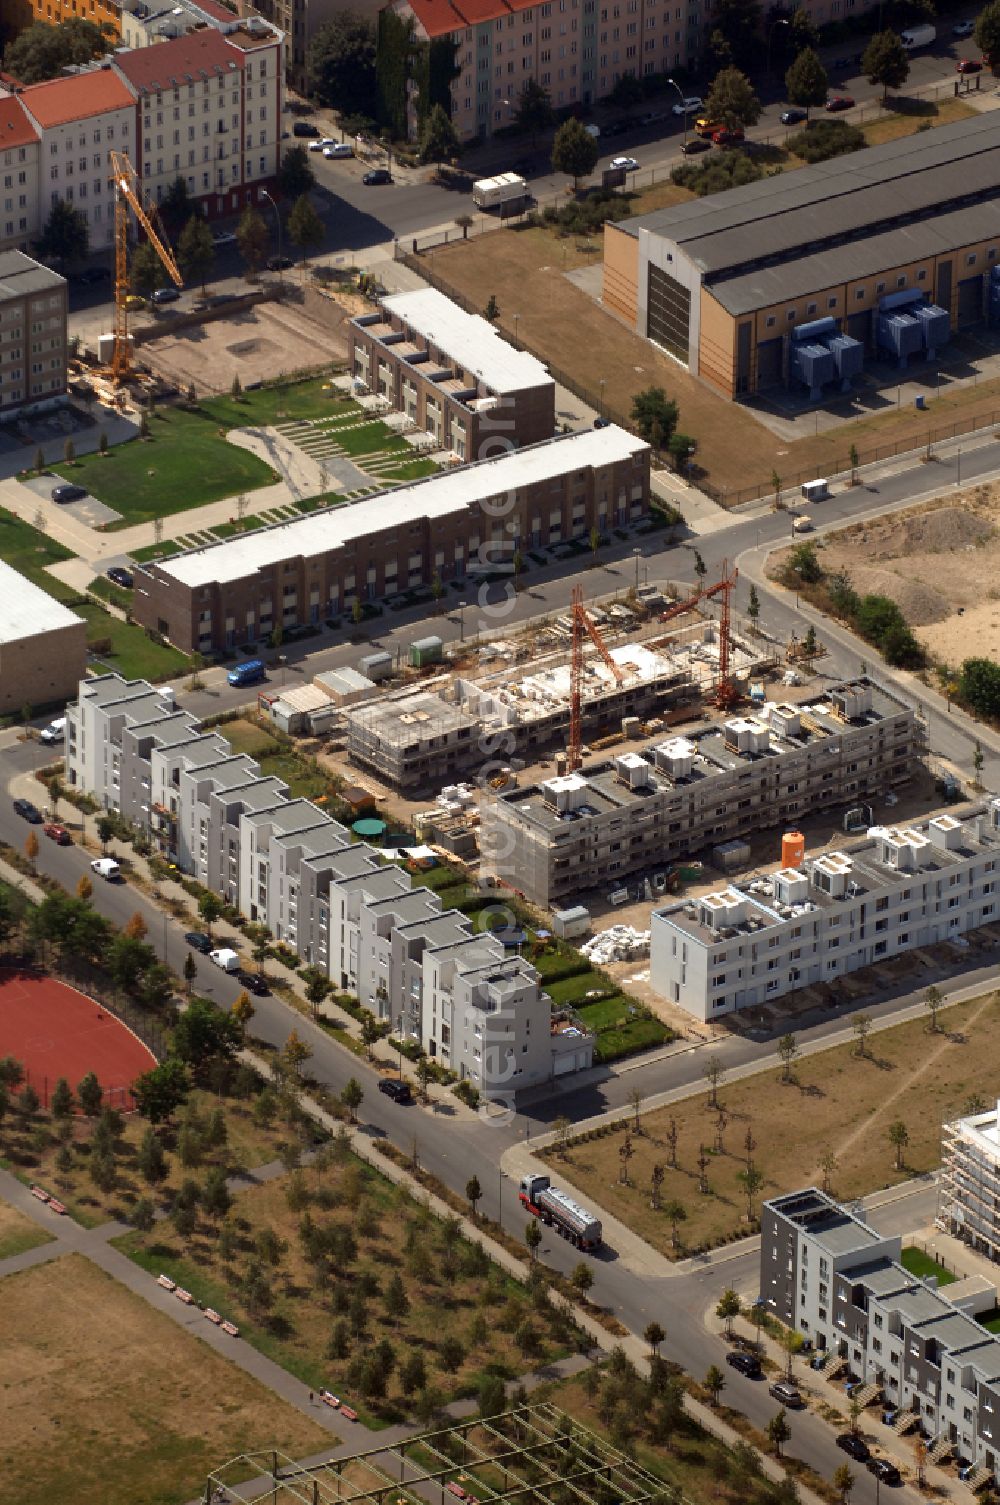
[0,95,39,150]
[113,28,243,95]
[405,0,526,36]
[19,69,136,127]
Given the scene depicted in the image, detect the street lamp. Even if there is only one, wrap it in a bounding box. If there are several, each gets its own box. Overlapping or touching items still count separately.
[666,76,689,146]
[957,447,962,487]
[599,377,606,417]
[767,18,790,75]
[260,189,283,281]
[513,312,520,348]
[458,600,467,642]
[633,547,642,592]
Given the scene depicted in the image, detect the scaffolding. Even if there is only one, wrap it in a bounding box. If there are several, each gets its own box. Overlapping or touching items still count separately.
[204,1403,673,1505]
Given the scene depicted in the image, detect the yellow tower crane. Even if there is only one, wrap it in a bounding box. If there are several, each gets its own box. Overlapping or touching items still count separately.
[110,150,183,385]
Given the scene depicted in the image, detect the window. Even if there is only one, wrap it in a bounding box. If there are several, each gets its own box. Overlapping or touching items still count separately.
[855,288,865,301]
[806,302,817,315]
[765,315,776,328]
[967,253,977,267]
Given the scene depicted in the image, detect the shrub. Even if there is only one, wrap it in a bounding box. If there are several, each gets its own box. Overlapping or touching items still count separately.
[671,149,766,197]
[785,119,865,163]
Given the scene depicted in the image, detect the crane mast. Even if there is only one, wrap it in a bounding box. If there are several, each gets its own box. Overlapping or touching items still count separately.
[568,585,625,773]
[110,150,183,385]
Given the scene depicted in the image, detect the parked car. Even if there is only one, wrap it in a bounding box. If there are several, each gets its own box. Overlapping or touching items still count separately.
[211,230,237,247]
[781,107,808,124]
[43,823,71,845]
[323,142,353,158]
[71,266,111,284]
[672,95,702,116]
[124,293,145,310]
[363,169,393,185]
[584,123,601,137]
[953,18,975,35]
[957,56,982,71]
[91,857,121,881]
[768,1380,804,1408]
[610,155,639,170]
[209,947,240,973]
[726,1351,762,1378]
[867,1459,901,1486]
[236,970,269,996]
[13,799,42,822]
[184,931,213,954]
[107,566,134,589]
[378,1078,413,1103]
[292,120,320,137]
[712,127,745,145]
[52,483,86,504]
[266,255,293,270]
[695,117,722,136]
[680,136,712,154]
[152,286,180,304]
[836,1434,870,1462]
[309,137,335,151]
[826,95,855,111]
[593,416,612,428]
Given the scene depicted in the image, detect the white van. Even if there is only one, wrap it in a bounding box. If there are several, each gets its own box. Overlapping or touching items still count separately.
[91,857,121,881]
[40,717,66,746]
[209,948,240,974]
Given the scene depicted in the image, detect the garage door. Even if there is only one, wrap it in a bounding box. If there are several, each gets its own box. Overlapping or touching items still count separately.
[754,336,783,390]
[846,310,871,348]
[553,1053,577,1076]
[957,274,984,329]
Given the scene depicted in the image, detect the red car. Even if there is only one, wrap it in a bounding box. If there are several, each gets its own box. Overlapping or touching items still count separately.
[712,126,745,145]
[43,822,70,845]
[957,57,982,72]
[826,94,855,111]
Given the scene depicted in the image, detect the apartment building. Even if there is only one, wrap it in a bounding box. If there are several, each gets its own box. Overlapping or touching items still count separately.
[133,425,651,654]
[763,1189,1000,1482]
[0,250,67,414]
[349,289,555,458]
[0,96,40,255]
[383,0,704,144]
[119,0,244,49]
[65,673,592,1096]
[235,0,353,88]
[345,689,482,792]
[484,678,917,908]
[650,799,1000,1023]
[17,68,136,252]
[111,21,283,218]
[941,1103,1000,1265]
[9,0,121,39]
[0,560,85,714]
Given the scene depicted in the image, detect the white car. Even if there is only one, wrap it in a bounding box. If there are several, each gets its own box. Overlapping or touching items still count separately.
[672,95,702,116]
[611,155,639,171]
[309,137,335,152]
[323,142,354,159]
[953,19,975,36]
[91,857,121,881]
[211,230,236,247]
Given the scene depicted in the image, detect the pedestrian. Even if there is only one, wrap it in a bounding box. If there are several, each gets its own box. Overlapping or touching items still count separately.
[309,1390,314,1404]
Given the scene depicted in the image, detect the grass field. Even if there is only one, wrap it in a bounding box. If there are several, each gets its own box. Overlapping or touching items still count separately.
[200,374,347,430]
[215,716,282,761]
[548,991,1000,1257]
[861,93,975,146]
[0,1197,53,1259]
[0,505,73,592]
[0,1254,329,1505]
[900,1247,956,1285]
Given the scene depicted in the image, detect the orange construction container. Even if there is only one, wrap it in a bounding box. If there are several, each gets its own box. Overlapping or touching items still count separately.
[782,830,806,868]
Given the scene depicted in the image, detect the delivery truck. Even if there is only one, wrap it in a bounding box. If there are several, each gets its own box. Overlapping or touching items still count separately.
[900,23,936,47]
[472,172,530,211]
[518,1173,602,1250]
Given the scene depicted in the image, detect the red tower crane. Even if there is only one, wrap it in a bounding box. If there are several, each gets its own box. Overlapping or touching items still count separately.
[568,585,625,772]
[659,558,740,710]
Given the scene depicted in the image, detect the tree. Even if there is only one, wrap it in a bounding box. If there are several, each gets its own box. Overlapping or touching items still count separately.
[571,1261,594,1298]
[288,195,324,263]
[134,1059,189,1125]
[737,1165,764,1222]
[137,1125,168,1184]
[107,935,155,995]
[631,386,678,446]
[709,0,762,70]
[130,1196,156,1232]
[122,911,147,941]
[282,1030,312,1080]
[182,951,198,996]
[197,891,222,938]
[977,0,1000,64]
[768,1408,791,1458]
[77,1071,103,1118]
[852,1012,872,1058]
[862,30,909,100]
[663,1199,687,1250]
[704,67,762,129]
[717,1287,741,1337]
[277,145,315,202]
[466,1174,482,1216]
[24,829,38,870]
[484,294,500,323]
[176,214,214,292]
[360,1014,380,1060]
[5,17,108,84]
[478,1372,506,1418]
[833,1464,855,1504]
[90,1145,117,1193]
[705,1364,726,1405]
[130,240,167,299]
[172,998,240,1081]
[704,1054,724,1108]
[202,1165,232,1222]
[419,103,461,164]
[19,1083,40,1121]
[515,79,554,143]
[236,205,269,277]
[788,542,821,583]
[551,116,599,189]
[307,11,376,117]
[820,1149,838,1195]
[777,1032,798,1082]
[76,874,93,902]
[439,1333,464,1372]
[341,1076,363,1122]
[157,176,195,236]
[384,1269,409,1323]
[50,1077,74,1119]
[525,1217,542,1262]
[644,1320,666,1356]
[888,1118,909,1171]
[778,1327,804,1380]
[923,983,944,1033]
[231,989,255,1040]
[784,47,828,118]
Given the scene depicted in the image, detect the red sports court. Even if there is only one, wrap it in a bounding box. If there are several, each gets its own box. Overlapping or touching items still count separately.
[0,969,156,1109]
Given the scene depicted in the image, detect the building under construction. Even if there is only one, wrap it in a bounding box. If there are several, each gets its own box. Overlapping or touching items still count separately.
[480,678,921,908]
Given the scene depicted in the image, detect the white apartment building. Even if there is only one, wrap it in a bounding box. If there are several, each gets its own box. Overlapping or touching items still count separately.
[763,1189,1000,1482]
[17,68,136,252]
[0,97,40,255]
[65,673,590,1096]
[0,251,68,414]
[650,802,1000,1022]
[941,1103,1000,1265]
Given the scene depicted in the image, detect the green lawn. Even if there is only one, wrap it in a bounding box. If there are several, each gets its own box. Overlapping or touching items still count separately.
[50,408,279,528]
[0,507,73,592]
[334,422,410,457]
[900,1247,957,1286]
[216,716,282,760]
[546,974,617,1007]
[87,575,132,612]
[979,1308,1000,1334]
[257,749,331,801]
[200,374,348,429]
[376,458,439,483]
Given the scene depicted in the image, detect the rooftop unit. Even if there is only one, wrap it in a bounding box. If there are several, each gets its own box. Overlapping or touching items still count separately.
[928,813,963,852]
[830,681,873,722]
[701,888,747,929]
[724,716,770,755]
[810,850,854,897]
[774,866,809,906]
[542,773,589,812]
[873,824,931,871]
[615,752,653,789]
[654,736,695,778]
[769,702,802,739]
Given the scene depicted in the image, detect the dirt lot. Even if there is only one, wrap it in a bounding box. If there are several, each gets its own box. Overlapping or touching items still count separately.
[0,1253,328,1505]
[145,286,349,395]
[777,487,1000,667]
[0,1196,52,1259]
[548,989,1000,1258]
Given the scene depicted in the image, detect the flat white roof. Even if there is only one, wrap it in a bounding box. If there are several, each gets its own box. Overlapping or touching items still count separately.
[154,426,647,589]
[0,560,84,645]
[381,287,553,396]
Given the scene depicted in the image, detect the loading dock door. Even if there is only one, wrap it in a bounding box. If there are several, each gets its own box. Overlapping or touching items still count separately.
[754,336,783,390]
[957,273,984,329]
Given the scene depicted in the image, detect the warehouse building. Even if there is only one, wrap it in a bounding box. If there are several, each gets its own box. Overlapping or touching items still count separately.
[762,1188,1000,1484]
[65,673,593,1096]
[483,678,917,907]
[651,799,1000,1023]
[941,1103,1000,1266]
[0,562,86,716]
[133,425,650,654]
[604,114,1000,401]
[349,289,555,456]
